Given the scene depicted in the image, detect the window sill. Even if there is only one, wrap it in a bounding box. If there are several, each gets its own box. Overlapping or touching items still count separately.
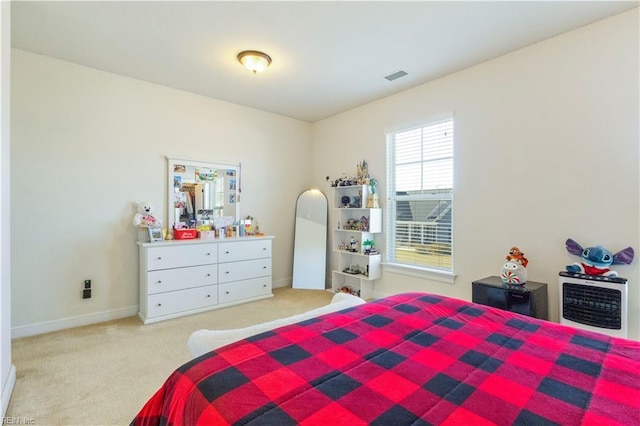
[383,262,456,284]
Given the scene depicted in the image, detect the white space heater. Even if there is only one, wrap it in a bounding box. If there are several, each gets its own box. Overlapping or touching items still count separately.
[559,272,628,338]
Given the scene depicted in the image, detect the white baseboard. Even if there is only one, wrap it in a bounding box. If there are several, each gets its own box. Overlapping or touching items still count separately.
[11,280,336,338]
[1,364,15,417]
[11,305,138,339]
[272,278,291,289]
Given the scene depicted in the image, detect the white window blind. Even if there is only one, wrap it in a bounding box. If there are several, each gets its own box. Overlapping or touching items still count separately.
[386,116,454,272]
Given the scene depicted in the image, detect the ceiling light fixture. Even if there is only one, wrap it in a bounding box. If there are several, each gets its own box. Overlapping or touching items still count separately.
[237,50,272,74]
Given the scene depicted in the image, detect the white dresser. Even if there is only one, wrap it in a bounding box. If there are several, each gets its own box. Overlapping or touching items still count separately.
[138,236,274,324]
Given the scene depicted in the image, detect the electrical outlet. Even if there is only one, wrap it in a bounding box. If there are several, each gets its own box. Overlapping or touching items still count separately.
[84,279,91,289]
[83,289,91,299]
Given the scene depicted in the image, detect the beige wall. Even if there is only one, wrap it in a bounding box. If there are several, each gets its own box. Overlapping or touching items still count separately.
[9,9,640,340]
[10,49,312,335]
[313,10,640,338]
[1,0,15,416]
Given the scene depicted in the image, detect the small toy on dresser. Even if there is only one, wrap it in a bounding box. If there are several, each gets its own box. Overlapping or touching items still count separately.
[565,238,634,277]
[133,201,163,242]
[132,201,161,228]
[501,246,528,284]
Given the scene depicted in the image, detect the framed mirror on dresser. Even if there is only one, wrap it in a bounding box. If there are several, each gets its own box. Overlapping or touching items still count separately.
[167,157,240,229]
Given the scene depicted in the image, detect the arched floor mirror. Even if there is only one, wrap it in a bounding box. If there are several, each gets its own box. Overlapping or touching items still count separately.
[292,189,328,290]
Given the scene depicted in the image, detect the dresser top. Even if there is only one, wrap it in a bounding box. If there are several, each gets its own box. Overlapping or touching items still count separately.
[138,235,274,247]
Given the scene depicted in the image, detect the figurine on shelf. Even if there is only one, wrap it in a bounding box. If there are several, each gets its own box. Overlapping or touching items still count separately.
[345,218,359,230]
[363,240,378,255]
[359,216,369,232]
[326,175,357,187]
[349,236,358,252]
[326,159,372,188]
[356,160,370,185]
[367,179,379,208]
[337,285,360,297]
[343,264,364,275]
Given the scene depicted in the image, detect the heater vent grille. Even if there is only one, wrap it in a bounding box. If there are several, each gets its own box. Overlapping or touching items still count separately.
[562,283,621,330]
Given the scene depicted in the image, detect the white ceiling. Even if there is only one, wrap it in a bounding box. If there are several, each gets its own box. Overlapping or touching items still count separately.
[11,1,638,122]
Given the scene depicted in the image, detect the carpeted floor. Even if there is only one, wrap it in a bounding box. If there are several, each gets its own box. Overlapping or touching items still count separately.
[6,287,333,425]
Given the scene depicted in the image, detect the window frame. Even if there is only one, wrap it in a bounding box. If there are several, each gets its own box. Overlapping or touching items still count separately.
[384,114,455,282]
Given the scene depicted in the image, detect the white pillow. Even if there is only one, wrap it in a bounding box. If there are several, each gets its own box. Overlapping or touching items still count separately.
[187,292,365,358]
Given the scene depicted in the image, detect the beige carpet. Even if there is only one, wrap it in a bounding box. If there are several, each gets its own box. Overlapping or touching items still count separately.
[6,287,333,426]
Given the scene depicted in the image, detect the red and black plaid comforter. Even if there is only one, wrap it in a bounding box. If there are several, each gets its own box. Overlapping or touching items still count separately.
[132,293,640,425]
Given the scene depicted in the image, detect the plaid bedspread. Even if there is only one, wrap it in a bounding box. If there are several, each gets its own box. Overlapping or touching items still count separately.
[131,293,640,425]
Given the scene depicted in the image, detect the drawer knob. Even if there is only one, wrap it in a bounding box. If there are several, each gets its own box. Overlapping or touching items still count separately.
[225,291,230,294]
[206,274,211,277]
[263,266,267,269]
[262,247,266,250]
[206,253,211,256]
[225,251,230,254]
[263,284,267,288]
[156,280,162,284]
[157,257,162,260]
[225,271,230,274]
[157,303,162,307]
[207,294,211,298]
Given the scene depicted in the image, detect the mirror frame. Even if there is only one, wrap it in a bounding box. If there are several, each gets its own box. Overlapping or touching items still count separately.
[167,157,240,229]
[292,189,328,290]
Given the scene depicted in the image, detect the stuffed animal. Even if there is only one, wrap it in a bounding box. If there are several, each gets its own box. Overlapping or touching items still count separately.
[506,246,528,268]
[132,201,161,228]
[501,260,528,285]
[565,238,634,277]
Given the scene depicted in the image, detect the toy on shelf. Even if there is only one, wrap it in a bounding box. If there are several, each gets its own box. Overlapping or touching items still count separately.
[348,236,358,252]
[326,159,374,187]
[363,239,373,254]
[343,263,366,275]
[366,178,379,208]
[337,285,361,297]
[565,238,634,277]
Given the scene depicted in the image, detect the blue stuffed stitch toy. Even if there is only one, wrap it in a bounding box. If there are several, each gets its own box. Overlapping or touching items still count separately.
[565,238,634,277]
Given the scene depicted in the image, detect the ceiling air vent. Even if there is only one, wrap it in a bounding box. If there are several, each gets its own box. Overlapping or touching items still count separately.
[384,70,408,81]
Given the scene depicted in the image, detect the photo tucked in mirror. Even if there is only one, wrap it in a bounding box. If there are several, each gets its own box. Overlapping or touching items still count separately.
[168,158,239,230]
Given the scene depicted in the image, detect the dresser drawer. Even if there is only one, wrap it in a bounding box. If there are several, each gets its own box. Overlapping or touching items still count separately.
[218,239,271,263]
[147,265,217,295]
[146,243,217,270]
[218,258,271,283]
[146,285,217,319]
[219,277,272,304]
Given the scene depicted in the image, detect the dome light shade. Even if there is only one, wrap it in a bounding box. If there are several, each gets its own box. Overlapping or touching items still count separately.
[237,50,272,74]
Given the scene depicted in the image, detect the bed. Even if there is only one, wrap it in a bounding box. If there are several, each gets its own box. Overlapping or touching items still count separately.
[131,292,640,425]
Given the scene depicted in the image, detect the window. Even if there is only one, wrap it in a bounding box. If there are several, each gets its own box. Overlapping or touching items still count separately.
[386,116,454,273]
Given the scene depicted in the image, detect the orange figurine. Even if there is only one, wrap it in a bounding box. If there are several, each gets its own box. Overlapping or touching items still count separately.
[506,246,528,268]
